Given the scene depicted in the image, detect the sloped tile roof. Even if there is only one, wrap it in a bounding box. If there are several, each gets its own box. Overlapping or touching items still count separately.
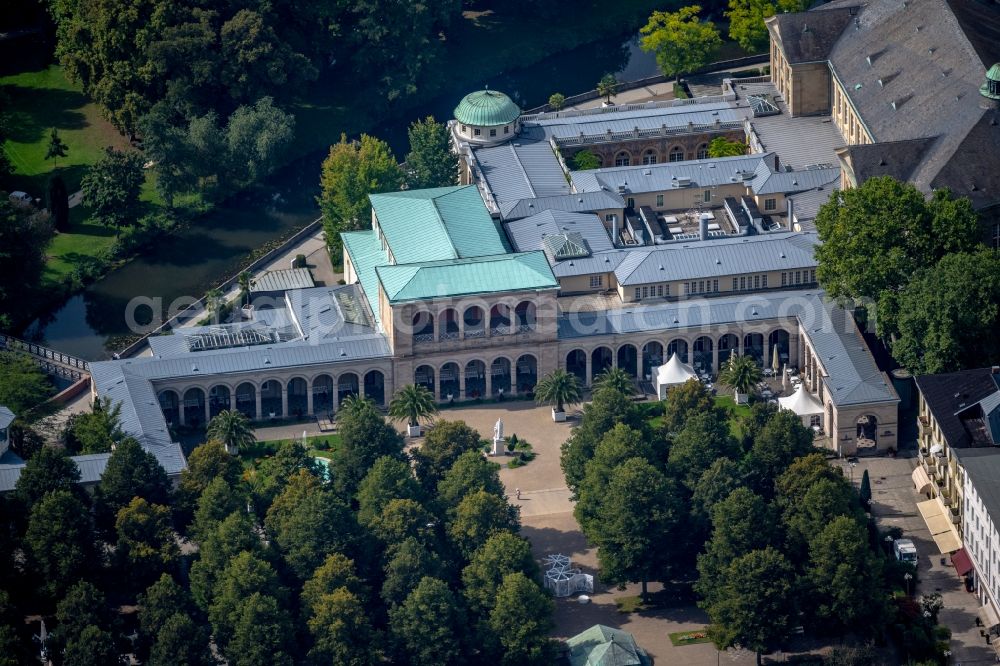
[766,5,859,64]
[915,368,1000,448]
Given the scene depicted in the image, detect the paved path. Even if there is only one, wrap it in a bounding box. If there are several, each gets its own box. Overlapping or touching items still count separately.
[834,454,996,664]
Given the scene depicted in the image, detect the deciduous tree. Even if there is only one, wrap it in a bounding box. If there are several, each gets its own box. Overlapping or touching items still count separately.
[0,351,52,416]
[488,572,555,666]
[668,411,738,488]
[47,174,70,231]
[405,116,458,189]
[306,588,379,666]
[15,445,81,509]
[80,147,145,234]
[25,490,95,599]
[95,435,171,536]
[448,489,520,559]
[65,396,124,454]
[437,449,505,513]
[640,6,722,83]
[115,498,179,586]
[388,577,463,666]
[357,456,422,527]
[0,202,54,325]
[329,398,405,497]
[413,419,482,489]
[381,536,445,607]
[725,0,806,53]
[462,531,538,615]
[707,135,748,157]
[302,553,365,616]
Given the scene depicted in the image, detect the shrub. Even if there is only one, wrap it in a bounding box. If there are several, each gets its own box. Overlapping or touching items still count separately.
[293,254,307,268]
[673,82,689,99]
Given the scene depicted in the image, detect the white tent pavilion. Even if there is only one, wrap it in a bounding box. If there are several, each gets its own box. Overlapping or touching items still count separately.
[777,384,824,427]
[655,353,698,399]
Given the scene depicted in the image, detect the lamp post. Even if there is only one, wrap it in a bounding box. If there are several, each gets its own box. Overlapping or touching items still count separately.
[904,572,913,596]
[849,460,857,485]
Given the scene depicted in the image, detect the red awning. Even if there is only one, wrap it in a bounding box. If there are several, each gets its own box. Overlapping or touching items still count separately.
[952,548,974,576]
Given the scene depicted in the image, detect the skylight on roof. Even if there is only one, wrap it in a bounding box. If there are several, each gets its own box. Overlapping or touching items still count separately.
[543,232,591,260]
[748,94,780,118]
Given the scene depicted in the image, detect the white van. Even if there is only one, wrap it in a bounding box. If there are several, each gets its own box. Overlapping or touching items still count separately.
[894,538,918,564]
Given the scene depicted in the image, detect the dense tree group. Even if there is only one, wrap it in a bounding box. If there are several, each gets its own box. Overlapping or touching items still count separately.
[813,175,991,373]
[564,377,903,663]
[0,397,554,665]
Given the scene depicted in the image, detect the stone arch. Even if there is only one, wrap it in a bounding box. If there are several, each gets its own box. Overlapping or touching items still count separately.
[287,377,308,417]
[182,387,205,428]
[566,349,587,385]
[515,300,536,332]
[693,336,713,373]
[312,374,334,415]
[465,360,486,399]
[642,341,663,378]
[614,150,631,167]
[743,333,765,366]
[414,365,435,395]
[490,303,511,335]
[158,389,180,426]
[857,414,878,450]
[491,357,512,396]
[364,370,385,406]
[668,145,685,162]
[591,346,613,383]
[338,372,359,405]
[718,333,739,367]
[440,308,460,340]
[464,305,485,338]
[617,344,638,377]
[440,362,460,401]
[666,338,689,363]
[413,311,434,342]
[767,329,790,371]
[696,143,709,159]
[260,379,283,418]
[208,384,231,419]
[235,382,257,420]
[642,148,658,165]
[516,354,538,394]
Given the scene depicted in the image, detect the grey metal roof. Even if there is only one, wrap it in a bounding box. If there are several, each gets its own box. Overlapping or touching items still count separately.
[250,268,315,293]
[526,100,737,128]
[750,166,842,195]
[505,210,614,255]
[0,406,13,430]
[526,105,747,140]
[613,232,818,285]
[787,184,838,229]
[473,139,570,204]
[572,154,774,196]
[962,452,1000,529]
[73,453,113,484]
[558,289,896,407]
[499,190,625,220]
[0,466,22,493]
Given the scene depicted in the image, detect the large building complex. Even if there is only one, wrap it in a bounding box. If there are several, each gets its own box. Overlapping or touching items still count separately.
[80,0,1000,478]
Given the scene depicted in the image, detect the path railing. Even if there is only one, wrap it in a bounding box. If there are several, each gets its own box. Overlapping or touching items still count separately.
[0,333,90,380]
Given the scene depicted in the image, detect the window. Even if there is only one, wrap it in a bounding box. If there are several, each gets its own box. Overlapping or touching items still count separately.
[665,284,671,295]
[657,284,664,297]
[762,275,768,288]
[474,128,481,136]
[794,271,801,285]
[489,128,497,137]
[703,190,711,203]
[713,279,719,292]
[615,152,630,167]
[643,151,657,165]
[656,194,664,207]
[809,269,816,283]
[590,275,603,288]
[504,126,510,134]
[642,286,649,298]
[754,275,760,289]
[781,272,787,286]
[684,283,691,295]
[461,125,467,132]
[634,287,641,300]
[696,144,709,160]
[669,147,684,162]
[698,281,704,293]
[739,277,746,290]
[732,278,738,291]
[764,198,777,211]
[605,213,615,222]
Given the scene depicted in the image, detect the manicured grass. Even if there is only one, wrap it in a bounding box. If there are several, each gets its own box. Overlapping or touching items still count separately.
[42,206,117,283]
[242,434,343,467]
[668,629,712,646]
[644,394,750,437]
[614,595,650,613]
[1,65,133,195]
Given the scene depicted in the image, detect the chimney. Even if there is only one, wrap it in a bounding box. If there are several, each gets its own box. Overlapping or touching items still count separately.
[611,215,620,246]
[786,197,794,230]
[699,215,708,241]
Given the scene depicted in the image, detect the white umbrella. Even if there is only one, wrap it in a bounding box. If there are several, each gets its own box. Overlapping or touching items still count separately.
[772,344,781,374]
[782,363,789,390]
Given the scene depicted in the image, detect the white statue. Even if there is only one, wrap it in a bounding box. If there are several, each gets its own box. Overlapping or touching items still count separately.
[492,418,505,456]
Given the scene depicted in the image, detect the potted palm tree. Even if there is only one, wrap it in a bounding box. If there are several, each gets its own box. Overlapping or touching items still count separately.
[718,354,762,405]
[206,409,256,456]
[535,369,582,422]
[388,384,437,437]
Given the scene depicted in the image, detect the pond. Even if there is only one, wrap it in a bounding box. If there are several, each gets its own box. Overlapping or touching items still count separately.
[24,34,659,360]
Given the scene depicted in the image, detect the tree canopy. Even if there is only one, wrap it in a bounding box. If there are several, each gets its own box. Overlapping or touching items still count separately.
[640,6,722,82]
[405,116,458,189]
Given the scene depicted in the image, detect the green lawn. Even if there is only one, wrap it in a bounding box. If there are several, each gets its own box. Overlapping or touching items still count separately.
[241,434,342,468]
[645,393,751,437]
[1,65,132,195]
[668,629,712,646]
[42,206,117,284]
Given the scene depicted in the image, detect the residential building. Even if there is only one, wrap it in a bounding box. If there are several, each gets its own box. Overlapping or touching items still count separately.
[961,452,1000,642]
[913,367,1000,553]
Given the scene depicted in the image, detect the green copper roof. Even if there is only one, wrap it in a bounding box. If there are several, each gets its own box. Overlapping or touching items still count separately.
[342,230,388,327]
[454,89,520,126]
[375,251,557,303]
[567,625,651,666]
[369,185,508,264]
[983,63,1000,100]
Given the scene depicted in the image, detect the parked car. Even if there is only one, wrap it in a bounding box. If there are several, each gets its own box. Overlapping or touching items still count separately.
[8,191,32,206]
[894,538,918,564]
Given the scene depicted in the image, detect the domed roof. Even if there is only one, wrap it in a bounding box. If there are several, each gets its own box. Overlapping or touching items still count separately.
[988,63,1000,82]
[982,63,1000,100]
[454,89,520,127]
